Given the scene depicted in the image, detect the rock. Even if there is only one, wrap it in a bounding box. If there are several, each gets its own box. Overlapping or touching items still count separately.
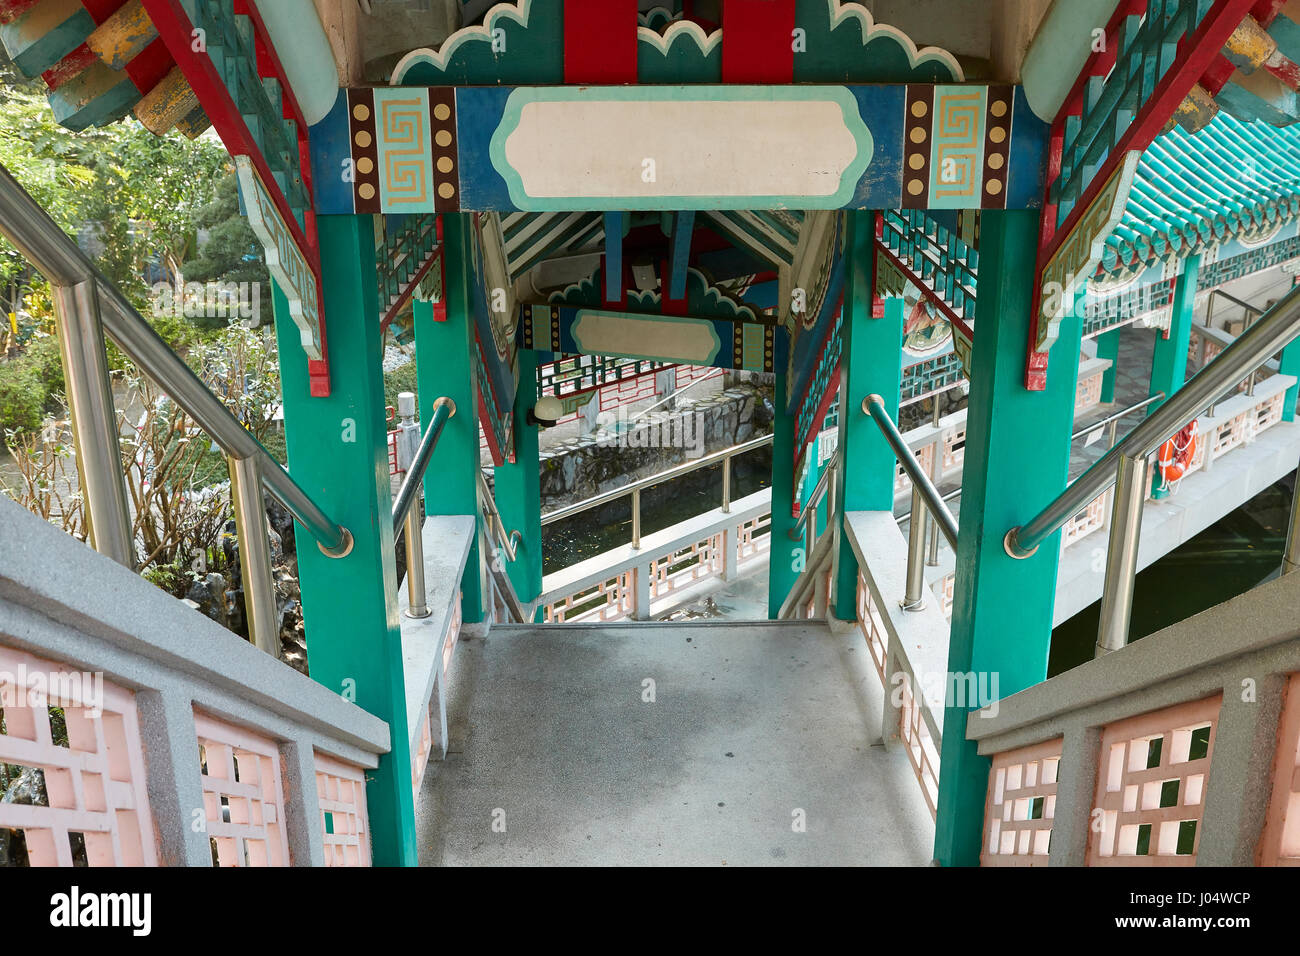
[185,572,229,629]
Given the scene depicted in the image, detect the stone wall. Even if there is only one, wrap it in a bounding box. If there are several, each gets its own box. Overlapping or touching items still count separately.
[536,383,773,511]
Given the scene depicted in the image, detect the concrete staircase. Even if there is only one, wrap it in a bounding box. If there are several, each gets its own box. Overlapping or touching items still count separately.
[415,619,934,866]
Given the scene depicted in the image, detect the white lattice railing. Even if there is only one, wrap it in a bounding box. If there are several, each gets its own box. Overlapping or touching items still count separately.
[541,490,771,623]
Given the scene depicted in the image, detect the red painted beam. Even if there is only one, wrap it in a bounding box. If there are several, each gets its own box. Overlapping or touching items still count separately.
[721,0,796,83]
[563,0,638,83]
[139,0,329,395]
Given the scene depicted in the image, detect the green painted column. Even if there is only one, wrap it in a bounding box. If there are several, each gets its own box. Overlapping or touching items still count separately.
[833,212,905,621]
[272,215,417,866]
[1149,254,1200,414]
[1096,327,1121,403]
[767,372,800,618]
[1149,255,1199,499]
[494,348,544,611]
[414,214,484,623]
[1279,339,1300,423]
[933,210,1084,867]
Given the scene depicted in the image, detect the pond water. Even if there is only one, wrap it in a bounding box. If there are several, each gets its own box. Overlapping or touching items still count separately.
[1048,471,1296,677]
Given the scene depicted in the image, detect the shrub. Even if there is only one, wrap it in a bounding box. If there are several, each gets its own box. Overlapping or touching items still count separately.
[0,359,43,432]
[383,360,419,412]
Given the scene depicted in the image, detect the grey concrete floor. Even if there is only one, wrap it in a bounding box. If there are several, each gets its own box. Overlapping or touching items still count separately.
[417,620,935,866]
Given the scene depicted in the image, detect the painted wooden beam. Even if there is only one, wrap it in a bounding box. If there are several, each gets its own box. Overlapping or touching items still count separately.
[602,210,623,306]
[667,210,694,302]
[563,0,638,83]
[519,302,786,374]
[48,56,136,130]
[86,0,154,71]
[314,83,1048,214]
[1,0,95,77]
[132,62,195,134]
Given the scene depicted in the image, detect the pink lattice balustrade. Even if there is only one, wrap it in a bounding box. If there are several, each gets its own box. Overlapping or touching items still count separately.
[315,751,372,866]
[1061,489,1110,548]
[981,738,1061,866]
[1260,672,1300,866]
[649,534,723,600]
[195,711,290,867]
[1087,695,1220,866]
[735,513,771,568]
[1075,369,1103,411]
[0,646,157,866]
[895,443,936,495]
[898,673,940,819]
[544,570,634,623]
[942,425,966,472]
[856,576,888,684]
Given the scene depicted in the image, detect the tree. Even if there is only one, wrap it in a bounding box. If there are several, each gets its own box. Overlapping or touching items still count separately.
[186,174,270,289]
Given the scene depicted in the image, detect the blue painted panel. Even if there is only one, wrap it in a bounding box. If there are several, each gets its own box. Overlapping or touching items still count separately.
[315,83,1049,214]
[309,90,356,215]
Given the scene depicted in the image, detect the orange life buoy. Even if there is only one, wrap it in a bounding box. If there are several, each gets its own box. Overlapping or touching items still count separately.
[1158,421,1198,484]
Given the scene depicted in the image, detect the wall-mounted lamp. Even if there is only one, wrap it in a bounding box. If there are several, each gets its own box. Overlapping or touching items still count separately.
[527,395,564,428]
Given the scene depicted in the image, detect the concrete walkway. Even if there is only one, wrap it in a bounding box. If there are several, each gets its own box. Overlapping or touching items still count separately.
[417,620,934,866]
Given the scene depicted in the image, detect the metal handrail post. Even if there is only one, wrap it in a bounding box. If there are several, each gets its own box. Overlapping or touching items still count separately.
[902,485,927,611]
[1283,473,1300,577]
[404,506,430,618]
[228,456,281,655]
[52,278,133,567]
[390,397,455,535]
[390,397,455,618]
[721,455,732,514]
[631,488,642,549]
[1095,452,1148,656]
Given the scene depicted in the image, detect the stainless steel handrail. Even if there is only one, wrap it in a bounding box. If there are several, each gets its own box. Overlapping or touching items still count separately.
[1070,392,1164,442]
[390,397,455,620]
[391,397,455,535]
[1005,282,1300,560]
[476,469,522,563]
[540,433,772,528]
[789,450,838,542]
[0,163,353,558]
[863,394,960,613]
[863,395,959,548]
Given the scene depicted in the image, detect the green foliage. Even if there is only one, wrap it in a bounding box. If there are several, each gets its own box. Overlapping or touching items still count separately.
[384,360,419,411]
[186,176,270,289]
[142,560,190,597]
[0,69,263,337]
[0,333,65,432]
[0,360,43,433]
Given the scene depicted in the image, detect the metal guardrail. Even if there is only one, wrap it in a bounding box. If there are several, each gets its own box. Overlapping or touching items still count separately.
[863,394,959,612]
[540,433,773,551]
[1005,281,1300,655]
[0,162,353,657]
[391,395,455,619]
